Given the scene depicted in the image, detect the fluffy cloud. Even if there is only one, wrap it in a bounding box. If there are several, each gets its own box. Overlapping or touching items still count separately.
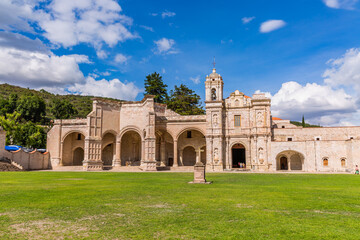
[260,20,286,33]
[269,82,356,124]
[322,0,358,9]
[0,46,89,88]
[114,54,130,64]
[323,48,360,91]
[153,38,178,55]
[67,77,141,100]
[242,16,255,24]
[0,0,137,55]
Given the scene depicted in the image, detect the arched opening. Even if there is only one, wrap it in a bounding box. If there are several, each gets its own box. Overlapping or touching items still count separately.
[182,146,196,166]
[211,88,217,101]
[73,147,84,166]
[323,158,329,167]
[341,158,346,167]
[62,132,85,166]
[232,143,246,168]
[102,132,116,166]
[276,151,304,171]
[177,129,206,166]
[280,156,288,170]
[121,130,142,166]
[155,131,174,167]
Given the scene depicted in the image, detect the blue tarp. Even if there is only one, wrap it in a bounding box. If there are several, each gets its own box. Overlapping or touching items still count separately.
[5,145,22,151]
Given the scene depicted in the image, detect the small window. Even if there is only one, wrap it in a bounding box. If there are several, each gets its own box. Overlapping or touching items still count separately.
[287,138,292,142]
[282,126,285,129]
[316,138,320,141]
[77,134,82,140]
[341,158,346,167]
[187,131,192,138]
[234,115,241,127]
[350,137,354,140]
[323,158,329,167]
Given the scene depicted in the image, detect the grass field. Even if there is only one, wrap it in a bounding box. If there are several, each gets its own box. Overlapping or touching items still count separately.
[1,172,360,239]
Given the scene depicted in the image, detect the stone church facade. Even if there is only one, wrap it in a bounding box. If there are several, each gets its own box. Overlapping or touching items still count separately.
[47,68,360,172]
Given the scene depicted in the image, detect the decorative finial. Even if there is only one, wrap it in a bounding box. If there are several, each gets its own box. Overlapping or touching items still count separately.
[213,56,216,69]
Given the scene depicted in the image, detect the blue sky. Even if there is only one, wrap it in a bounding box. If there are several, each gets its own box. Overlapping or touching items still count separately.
[1,0,360,126]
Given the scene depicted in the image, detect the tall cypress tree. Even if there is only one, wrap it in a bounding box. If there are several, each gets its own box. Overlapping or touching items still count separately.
[144,72,168,103]
[302,115,305,127]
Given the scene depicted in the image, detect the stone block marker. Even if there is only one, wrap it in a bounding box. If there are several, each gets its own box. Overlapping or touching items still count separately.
[189,161,212,184]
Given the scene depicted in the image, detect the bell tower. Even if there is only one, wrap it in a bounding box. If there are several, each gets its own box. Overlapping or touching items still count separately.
[205,65,225,171]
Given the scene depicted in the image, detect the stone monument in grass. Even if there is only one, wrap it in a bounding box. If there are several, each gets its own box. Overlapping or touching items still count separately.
[189,161,212,184]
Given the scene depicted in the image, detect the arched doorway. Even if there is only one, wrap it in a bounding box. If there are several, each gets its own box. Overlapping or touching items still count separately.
[155,131,174,166]
[182,146,196,166]
[280,156,288,170]
[73,147,84,166]
[62,132,85,166]
[276,151,304,171]
[177,129,206,166]
[232,143,246,168]
[102,132,116,166]
[121,130,142,166]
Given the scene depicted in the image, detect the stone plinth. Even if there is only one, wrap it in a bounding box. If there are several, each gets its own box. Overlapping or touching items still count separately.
[189,162,212,184]
[83,160,103,171]
[141,160,157,171]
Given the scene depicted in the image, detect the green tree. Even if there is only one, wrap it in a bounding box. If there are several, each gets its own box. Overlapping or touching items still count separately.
[50,98,78,119]
[8,94,18,113]
[302,115,305,128]
[0,111,46,148]
[144,72,168,103]
[167,84,205,115]
[16,94,46,123]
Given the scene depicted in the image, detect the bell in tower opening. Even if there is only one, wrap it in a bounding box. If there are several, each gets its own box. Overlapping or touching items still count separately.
[211,88,217,101]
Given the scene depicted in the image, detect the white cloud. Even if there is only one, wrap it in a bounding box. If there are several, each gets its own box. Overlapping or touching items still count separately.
[114,53,129,64]
[0,46,89,88]
[67,77,141,100]
[260,20,286,33]
[242,16,255,24]
[190,76,201,84]
[153,38,178,55]
[269,82,356,124]
[322,0,358,9]
[140,25,154,32]
[161,11,176,18]
[323,48,360,91]
[0,0,138,50]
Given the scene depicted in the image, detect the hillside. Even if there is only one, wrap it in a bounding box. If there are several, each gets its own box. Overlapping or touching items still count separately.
[0,83,122,119]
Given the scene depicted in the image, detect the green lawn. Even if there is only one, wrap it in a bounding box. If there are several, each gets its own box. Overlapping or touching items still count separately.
[0,172,360,239]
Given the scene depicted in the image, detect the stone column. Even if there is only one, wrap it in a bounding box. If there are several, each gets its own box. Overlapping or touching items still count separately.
[173,140,178,167]
[113,140,121,167]
[160,140,166,166]
[226,137,230,169]
[179,149,183,166]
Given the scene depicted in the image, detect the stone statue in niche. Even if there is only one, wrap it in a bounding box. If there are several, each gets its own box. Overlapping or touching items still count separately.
[258,147,264,164]
[213,114,218,127]
[214,148,219,164]
[256,111,264,127]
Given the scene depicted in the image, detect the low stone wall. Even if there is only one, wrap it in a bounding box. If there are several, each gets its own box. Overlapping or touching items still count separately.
[3,150,50,170]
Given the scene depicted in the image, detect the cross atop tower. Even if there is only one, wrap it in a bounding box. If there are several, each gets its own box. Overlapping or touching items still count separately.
[213,56,216,69]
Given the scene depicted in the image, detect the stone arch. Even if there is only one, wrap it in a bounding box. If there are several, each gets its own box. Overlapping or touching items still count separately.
[102,132,116,166]
[102,129,118,138]
[73,147,84,166]
[177,128,206,166]
[120,129,142,166]
[276,150,305,171]
[211,88,217,100]
[62,130,86,143]
[231,143,246,168]
[118,126,144,141]
[61,132,85,166]
[175,127,206,141]
[155,130,174,166]
[182,146,196,166]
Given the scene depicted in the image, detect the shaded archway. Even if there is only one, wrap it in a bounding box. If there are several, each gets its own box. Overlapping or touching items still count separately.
[276,151,304,171]
[73,147,84,166]
[177,129,206,166]
[62,132,85,166]
[120,130,142,166]
[232,143,246,168]
[182,146,196,166]
[102,132,116,166]
[155,131,174,166]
